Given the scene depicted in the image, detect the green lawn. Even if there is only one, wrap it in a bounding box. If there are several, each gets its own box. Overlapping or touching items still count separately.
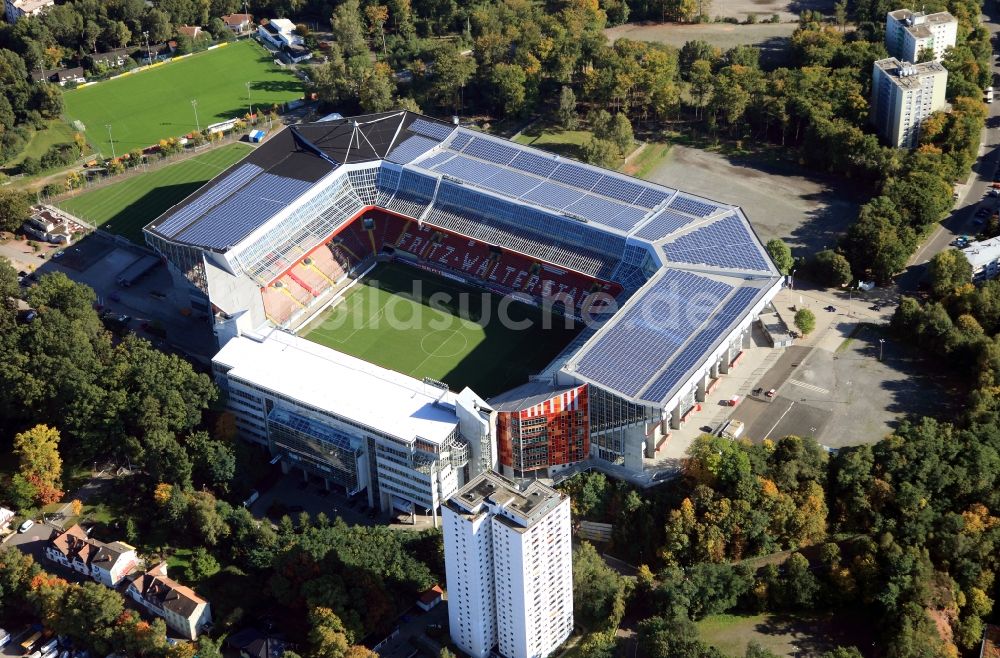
[56,143,251,244]
[63,40,302,154]
[303,262,581,398]
[4,120,83,170]
[697,612,873,657]
[513,125,593,160]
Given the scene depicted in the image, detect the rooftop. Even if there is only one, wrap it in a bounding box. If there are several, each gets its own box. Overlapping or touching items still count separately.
[962,236,1000,271]
[875,57,947,90]
[148,110,782,408]
[448,471,564,528]
[488,380,580,413]
[9,0,54,12]
[213,330,461,445]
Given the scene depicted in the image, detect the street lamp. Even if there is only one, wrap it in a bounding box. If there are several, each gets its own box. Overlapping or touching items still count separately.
[246,81,253,118]
[105,124,116,160]
[789,268,796,291]
[142,30,151,65]
[191,99,200,133]
[878,338,885,361]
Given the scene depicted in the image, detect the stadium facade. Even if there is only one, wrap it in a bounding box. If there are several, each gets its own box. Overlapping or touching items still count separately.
[145,110,783,510]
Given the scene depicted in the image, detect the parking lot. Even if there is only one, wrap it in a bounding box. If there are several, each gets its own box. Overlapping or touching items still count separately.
[1,231,217,361]
[645,145,861,258]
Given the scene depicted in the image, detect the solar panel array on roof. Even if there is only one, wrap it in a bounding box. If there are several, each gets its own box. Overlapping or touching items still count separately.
[174,173,313,249]
[669,194,718,217]
[641,286,760,401]
[635,188,673,209]
[483,168,540,198]
[463,137,519,165]
[510,151,559,177]
[593,176,645,204]
[449,132,473,151]
[634,209,701,242]
[418,151,455,169]
[435,155,503,184]
[550,163,602,190]
[155,163,263,237]
[573,270,732,397]
[385,135,439,164]
[522,181,585,209]
[662,214,771,272]
[407,117,455,141]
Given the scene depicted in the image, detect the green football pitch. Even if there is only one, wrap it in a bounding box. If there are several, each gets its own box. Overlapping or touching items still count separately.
[56,143,251,245]
[303,263,582,398]
[63,40,301,154]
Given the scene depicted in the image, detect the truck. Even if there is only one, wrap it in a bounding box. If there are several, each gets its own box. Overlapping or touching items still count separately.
[719,419,745,440]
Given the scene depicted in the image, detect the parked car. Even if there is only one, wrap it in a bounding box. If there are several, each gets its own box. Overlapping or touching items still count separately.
[18,519,34,533]
[0,627,10,648]
[824,305,837,312]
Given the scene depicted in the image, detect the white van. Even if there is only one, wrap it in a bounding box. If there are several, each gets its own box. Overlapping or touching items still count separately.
[987,86,994,103]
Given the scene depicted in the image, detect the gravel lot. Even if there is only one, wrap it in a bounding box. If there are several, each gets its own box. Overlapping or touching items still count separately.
[644,145,860,258]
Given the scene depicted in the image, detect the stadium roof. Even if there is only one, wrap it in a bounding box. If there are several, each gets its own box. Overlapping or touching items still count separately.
[147,110,782,409]
[213,330,460,445]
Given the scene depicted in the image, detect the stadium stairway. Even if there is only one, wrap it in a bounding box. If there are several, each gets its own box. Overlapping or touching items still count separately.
[287,269,320,297]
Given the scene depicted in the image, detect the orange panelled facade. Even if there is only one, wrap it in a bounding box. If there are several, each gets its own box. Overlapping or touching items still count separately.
[497,385,589,475]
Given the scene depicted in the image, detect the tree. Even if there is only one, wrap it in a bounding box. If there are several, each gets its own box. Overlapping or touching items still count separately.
[13,424,63,506]
[928,248,973,299]
[794,308,816,335]
[557,86,578,130]
[582,138,619,168]
[430,44,476,112]
[187,432,235,493]
[360,63,396,113]
[608,113,634,156]
[0,188,31,232]
[765,238,793,275]
[331,0,368,58]
[53,581,124,645]
[833,0,847,31]
[488,63,527,117]
[70,499,82,516]
[308,607,352,658]
[187,547,220,582]
[813,250,852,287]
[573,542,629,631]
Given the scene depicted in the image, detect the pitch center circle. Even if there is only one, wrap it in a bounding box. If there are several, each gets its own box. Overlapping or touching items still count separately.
[420,330,469,358]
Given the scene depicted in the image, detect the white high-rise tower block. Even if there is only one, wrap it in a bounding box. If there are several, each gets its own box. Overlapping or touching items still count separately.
[443,472,573,658]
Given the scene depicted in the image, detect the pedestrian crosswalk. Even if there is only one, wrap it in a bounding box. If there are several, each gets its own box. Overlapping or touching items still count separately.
[788,378,829,395]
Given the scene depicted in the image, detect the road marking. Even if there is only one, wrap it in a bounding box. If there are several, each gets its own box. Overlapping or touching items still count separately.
[765,400,795,440]
[788,378,829,395]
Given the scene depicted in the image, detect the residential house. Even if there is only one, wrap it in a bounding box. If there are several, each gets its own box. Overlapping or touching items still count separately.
[177,25,203,39]
[127,563,212,640]
[416,584,443,611]
[227,628,291,658]
[44,524,140,587]
[89,48,129,69]
[982,625,999,658]
[222,13,252,33]
[0,507,14,531]
[30,66,86,86]
[4,0,54,23]
[256,18,310,62]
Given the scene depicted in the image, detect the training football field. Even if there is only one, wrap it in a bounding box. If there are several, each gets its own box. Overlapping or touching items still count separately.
[63,40,301,154]
[303,263,581,397]
[57,143,251,245]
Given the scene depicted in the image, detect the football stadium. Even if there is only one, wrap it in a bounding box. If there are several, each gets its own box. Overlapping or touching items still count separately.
[144,111,783,518]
